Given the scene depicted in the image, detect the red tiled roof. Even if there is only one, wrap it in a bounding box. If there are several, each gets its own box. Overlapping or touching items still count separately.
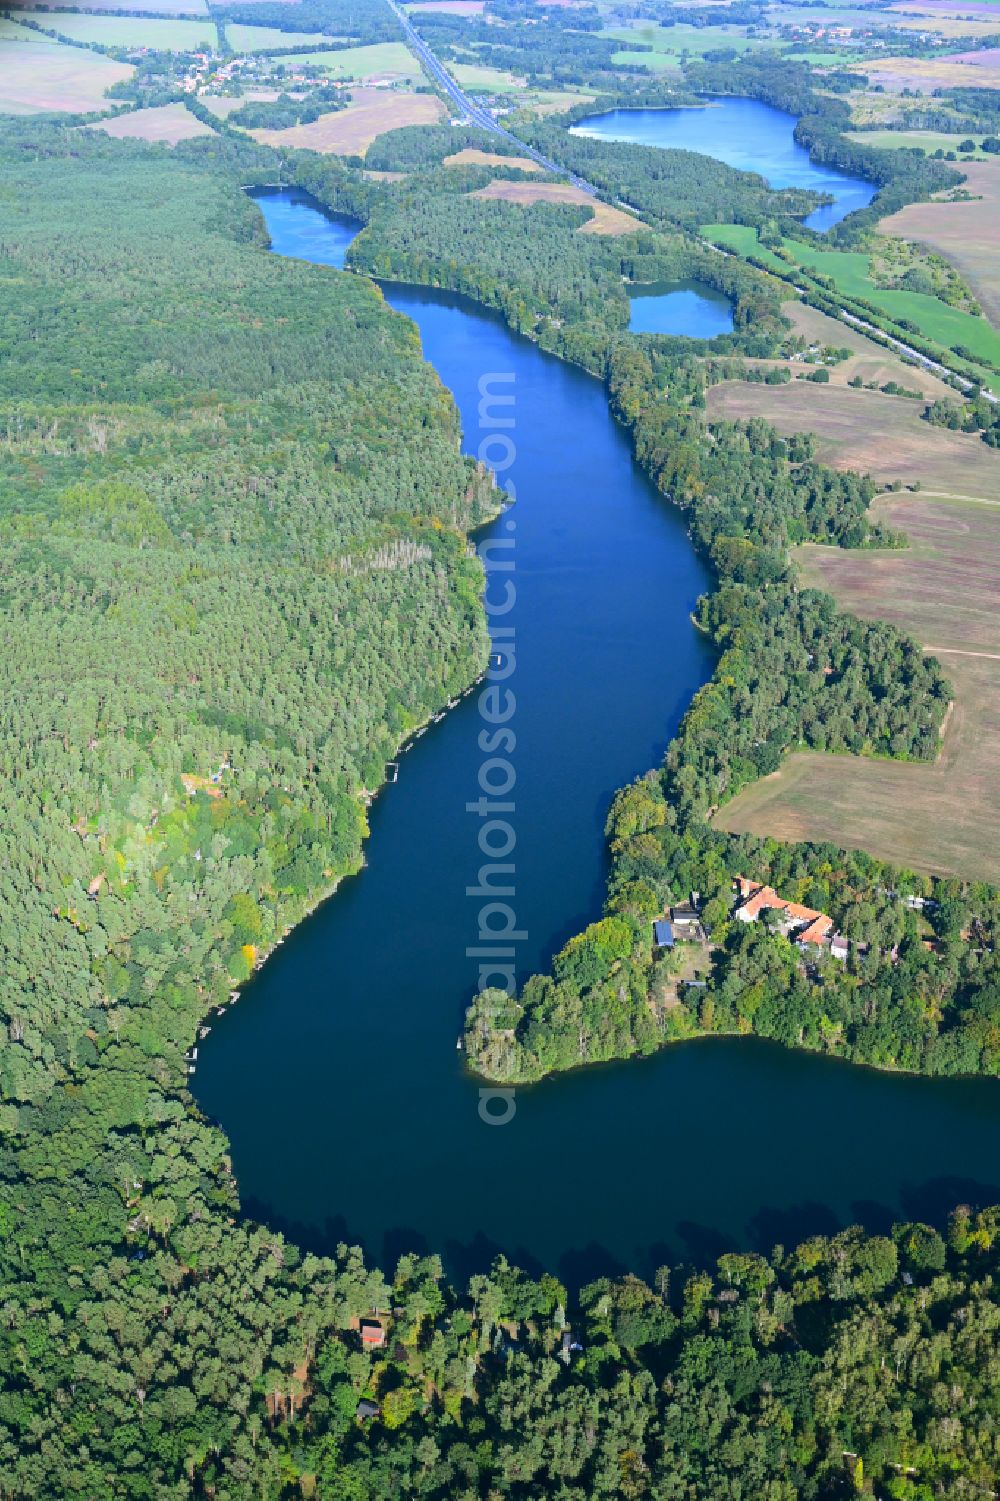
[798,916,833,946]
[735,877,833,940]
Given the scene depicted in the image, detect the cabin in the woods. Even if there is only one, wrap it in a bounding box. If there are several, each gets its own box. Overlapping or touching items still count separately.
[356,1399,380,1422]
[360,1320,386,1349]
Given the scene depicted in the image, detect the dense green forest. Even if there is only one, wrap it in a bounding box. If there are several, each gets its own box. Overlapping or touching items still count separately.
[519,120,825,230]
[341,149,789,372]
[0,122,492,1496]
[2,19,1000,1488]
[208,0,401,44]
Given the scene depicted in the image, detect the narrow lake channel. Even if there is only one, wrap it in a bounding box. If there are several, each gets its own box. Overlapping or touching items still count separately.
[193,188,1000,1287]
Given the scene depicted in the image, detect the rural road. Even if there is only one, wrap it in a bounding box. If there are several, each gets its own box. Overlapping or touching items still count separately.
[387,0,598,192]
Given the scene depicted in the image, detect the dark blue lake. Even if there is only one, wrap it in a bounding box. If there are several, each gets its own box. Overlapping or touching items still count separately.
[193,190,1000,1289]
[630,279,735,336]
[571,96,877,230]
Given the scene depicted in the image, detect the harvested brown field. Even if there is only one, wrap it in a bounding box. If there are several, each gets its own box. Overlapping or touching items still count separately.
[890,0,1000,14]
[472,179,645,234]
[250,88,446,156]
[706,379,1000,498]
[716,490,1000,880]
[0,36,133,113]
[892,14,1000,35]
[881,159,1000,333]
[849,52,1000,90]
[89,103,214,144]
[444,147,541,171]
[200,91,281,118]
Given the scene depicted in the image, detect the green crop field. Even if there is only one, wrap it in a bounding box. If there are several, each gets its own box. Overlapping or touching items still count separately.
[702,221,1000,379]
[224,23,344,52]
[451,61,526,92]
[846,129,992,158]
[790,238,1000,368]
[269,42,421,79]
[702,222,788,269]
[40,14,217,50]
[601,22,764,55]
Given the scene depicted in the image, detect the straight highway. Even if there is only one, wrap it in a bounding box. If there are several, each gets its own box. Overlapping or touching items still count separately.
[387,0,597,192]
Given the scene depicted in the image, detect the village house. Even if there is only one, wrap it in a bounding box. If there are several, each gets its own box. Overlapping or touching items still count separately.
[734,878,847,960]
[671,899,706,942]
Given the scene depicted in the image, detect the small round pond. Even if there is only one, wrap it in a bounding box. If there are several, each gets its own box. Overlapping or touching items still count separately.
[629,279,735,336]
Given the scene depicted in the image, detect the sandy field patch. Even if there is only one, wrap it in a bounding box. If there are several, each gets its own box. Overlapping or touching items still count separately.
[880,159,1000,333]
[717,491,1000,880]
[0,36,133,113]
[250,88,446,155]
[88,103,214,143]
[472,178,645,234]
[892,14,1000,35]
[890,0,1000,14]
[850,52,1000,91]
[714,658,1000,881]
[444,148,541,171]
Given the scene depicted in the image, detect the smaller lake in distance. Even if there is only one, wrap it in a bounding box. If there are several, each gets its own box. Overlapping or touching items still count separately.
[629,279,735,337]
[571,97,877,231]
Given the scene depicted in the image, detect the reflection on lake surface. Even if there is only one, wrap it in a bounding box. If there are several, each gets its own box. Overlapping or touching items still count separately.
[629,279,735,336]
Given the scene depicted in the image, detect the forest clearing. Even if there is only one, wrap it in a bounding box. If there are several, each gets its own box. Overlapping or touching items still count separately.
[471,178,645,234]
[89,102,215,143]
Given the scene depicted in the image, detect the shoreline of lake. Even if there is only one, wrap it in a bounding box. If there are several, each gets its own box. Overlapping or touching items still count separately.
[193,189,1000,1288]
